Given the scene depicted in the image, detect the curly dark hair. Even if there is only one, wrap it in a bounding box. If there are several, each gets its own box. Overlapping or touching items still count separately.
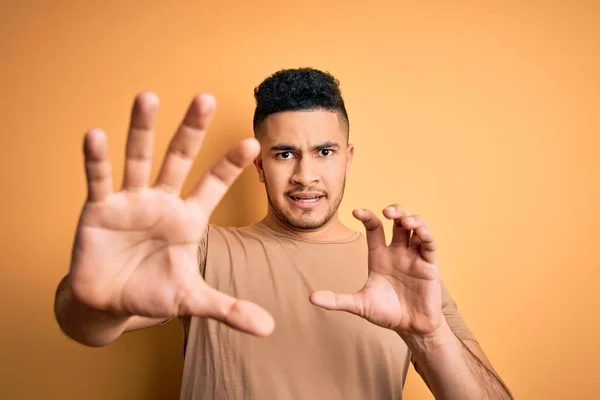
[253,68,349,137]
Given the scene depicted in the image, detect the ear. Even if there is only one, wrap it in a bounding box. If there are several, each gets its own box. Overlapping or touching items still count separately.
[254,154,265,183]
[345,143,354,175]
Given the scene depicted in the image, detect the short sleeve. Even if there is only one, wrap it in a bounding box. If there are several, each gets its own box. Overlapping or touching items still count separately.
[198,225,210,277]
[440,281,477,343]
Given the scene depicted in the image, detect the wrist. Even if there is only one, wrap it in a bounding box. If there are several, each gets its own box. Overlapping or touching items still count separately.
[397,317,457,357]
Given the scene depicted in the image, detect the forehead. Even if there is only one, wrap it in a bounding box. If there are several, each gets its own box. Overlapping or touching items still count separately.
[259,110,346,146]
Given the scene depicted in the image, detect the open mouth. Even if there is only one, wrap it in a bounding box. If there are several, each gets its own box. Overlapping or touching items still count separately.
[289,195,324,203]
[287,193,326,208]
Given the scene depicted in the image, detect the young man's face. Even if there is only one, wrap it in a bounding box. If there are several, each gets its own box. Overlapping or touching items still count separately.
[255,110,353,230]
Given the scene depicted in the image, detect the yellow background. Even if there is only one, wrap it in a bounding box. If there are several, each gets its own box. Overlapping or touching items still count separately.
[1,1,598,399]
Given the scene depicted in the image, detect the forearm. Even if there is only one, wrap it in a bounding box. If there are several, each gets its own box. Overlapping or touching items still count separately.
[401,319,513,400]
[54,274,131,347]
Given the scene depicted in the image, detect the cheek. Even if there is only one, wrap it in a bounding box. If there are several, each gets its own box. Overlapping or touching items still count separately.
[322,166,346,191]
[264,165,290,191]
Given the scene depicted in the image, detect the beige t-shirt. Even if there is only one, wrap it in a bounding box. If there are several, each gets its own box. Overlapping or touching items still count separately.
[180,222,476,400]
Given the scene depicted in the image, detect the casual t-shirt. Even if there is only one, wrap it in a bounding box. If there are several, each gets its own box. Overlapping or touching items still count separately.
[179,222,477,400]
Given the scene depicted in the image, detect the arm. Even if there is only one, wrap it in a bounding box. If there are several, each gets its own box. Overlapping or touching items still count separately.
[403,318,513,400]
[408,286,513,399]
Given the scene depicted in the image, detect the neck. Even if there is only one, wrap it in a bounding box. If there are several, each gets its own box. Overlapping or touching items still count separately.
[261,208,355,241]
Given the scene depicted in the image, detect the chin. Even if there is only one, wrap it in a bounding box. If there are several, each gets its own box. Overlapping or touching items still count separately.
[283,211,332,231]
[289,220,326,230]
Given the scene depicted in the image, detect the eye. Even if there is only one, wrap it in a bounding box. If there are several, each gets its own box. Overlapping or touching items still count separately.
[276,151,295,160]
[319,149,334,157]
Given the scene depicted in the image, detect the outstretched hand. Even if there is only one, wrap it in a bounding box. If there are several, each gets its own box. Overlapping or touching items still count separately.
[310,204,442,337]
[69,92,274,337]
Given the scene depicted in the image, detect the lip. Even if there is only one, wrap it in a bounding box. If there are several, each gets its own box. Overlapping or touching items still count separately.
[287,193,325,209]
[288,191,325,199]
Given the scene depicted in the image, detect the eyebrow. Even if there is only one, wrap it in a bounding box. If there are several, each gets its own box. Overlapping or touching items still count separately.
[270,141,340,152]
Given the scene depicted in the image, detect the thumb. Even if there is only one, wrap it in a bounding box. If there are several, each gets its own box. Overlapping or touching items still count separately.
[309,290,364,316]
[187,285,275,337]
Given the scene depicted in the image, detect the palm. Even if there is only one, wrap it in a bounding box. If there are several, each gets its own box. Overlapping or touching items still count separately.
[73,190,205,317]
[361,244,441,333]
[69,92,273,336]
[310,207,442,336]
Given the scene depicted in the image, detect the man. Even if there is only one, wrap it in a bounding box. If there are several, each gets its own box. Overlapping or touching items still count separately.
[54,68,513,399]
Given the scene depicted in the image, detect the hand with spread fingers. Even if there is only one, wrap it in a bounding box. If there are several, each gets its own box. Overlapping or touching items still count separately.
[68,92,274,338]
[310,204,442,337]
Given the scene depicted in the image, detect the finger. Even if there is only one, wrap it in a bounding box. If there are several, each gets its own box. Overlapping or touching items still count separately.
[309,290,364,316]
[401,215,427,251]
[412,226,437,264]
[352,209,387,251]
[122,92,159,190]
[83,129,113,202]
[187,138,260,215]
[401,215,431,252]
[190,286,275,336]
[409,231,422,253]
[154,94,216,193]
[382,204,411,248]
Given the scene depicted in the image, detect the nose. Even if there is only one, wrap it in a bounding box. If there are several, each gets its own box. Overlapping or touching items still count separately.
[290,157,319,187]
